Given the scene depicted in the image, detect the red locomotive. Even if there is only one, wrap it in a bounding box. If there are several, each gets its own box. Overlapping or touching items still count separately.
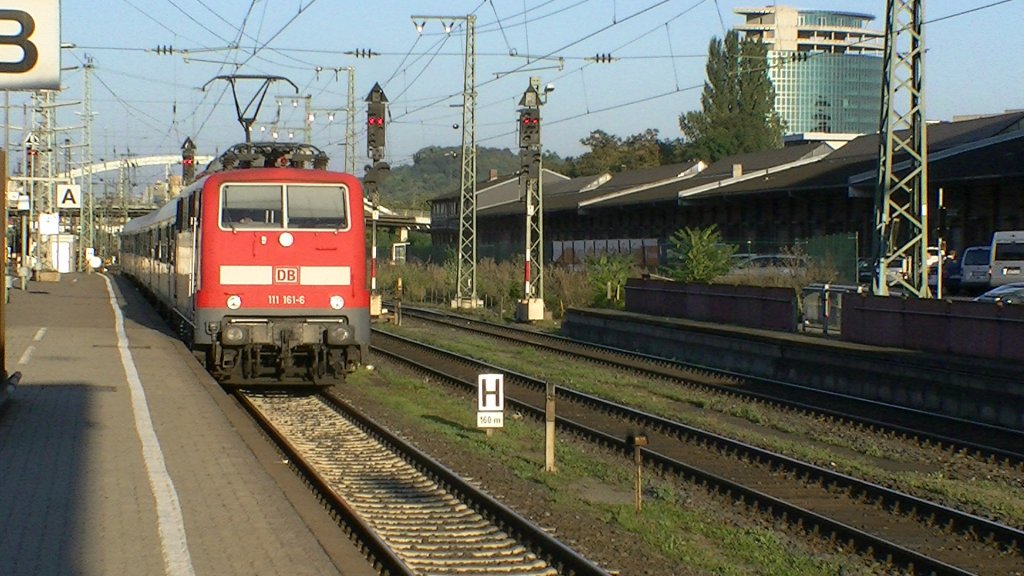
[121,142,370,384]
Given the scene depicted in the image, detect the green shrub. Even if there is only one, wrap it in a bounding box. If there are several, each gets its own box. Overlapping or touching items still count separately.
[664,225,736,282]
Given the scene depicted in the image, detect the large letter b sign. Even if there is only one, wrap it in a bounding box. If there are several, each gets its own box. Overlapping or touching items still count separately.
[0,2,59,89]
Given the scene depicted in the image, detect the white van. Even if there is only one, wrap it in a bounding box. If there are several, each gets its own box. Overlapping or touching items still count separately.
[959,245,991,292]
[990,231,1024,286]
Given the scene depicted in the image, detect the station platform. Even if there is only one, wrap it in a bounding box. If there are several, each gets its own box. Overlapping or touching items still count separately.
[0,272,375,576]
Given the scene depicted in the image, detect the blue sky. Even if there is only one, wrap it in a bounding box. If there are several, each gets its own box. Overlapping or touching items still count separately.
[27,0,1024,176]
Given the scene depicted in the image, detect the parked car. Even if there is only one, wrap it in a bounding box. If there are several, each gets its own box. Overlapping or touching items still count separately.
[990,231,1024,287]
[973,282,1024,304]
[721,254,808,281]
[958,245,991,292]
[857,257,907,286]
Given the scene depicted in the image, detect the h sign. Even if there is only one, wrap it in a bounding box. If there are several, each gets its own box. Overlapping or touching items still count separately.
[58,184,81,209]
[0,1,60,90]
[477,374,504,411]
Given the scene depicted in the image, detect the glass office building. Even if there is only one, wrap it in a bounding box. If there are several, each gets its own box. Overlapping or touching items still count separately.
[735,7,884,135]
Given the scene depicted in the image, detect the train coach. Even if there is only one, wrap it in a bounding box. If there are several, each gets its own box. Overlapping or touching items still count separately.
[120,142,370,385]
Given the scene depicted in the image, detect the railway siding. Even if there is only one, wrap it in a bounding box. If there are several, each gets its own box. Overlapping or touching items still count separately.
[369,319,1024,575]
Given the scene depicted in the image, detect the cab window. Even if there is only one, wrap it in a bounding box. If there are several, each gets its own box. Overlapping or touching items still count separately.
[221,185,283,228]
[287,185,348,229]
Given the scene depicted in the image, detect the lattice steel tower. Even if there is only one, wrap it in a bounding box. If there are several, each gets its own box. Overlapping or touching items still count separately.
[80,57,95,270]
[455,16,479,308]
[414,14,478,308]
[873,0,929,297]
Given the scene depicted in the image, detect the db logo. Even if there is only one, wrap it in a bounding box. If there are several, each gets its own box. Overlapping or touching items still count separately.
[0,2,60,90]
[274,267,299,284]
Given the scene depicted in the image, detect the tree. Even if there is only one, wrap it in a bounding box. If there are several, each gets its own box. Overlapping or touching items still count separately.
[381,146,525,209]
[565,129,664,176]
[664,225,737,282]
[679,30,783,163]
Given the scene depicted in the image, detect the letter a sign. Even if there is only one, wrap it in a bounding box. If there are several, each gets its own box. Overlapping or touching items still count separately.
[58,184,81,209]
[0,1,60,90]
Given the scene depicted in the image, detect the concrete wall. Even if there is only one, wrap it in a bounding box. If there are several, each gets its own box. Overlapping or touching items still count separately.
[625,278,798,332]
[562,308,1023,431]
[842,293,1024,362]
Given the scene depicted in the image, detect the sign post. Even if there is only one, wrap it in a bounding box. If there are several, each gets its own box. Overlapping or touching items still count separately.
[545,382,556,472]
[1,1,61,400]
[476,373,504,435]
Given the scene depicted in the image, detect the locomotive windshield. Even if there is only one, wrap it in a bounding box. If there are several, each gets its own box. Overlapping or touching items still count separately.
[287,185,348,229]
[221,184,348,230]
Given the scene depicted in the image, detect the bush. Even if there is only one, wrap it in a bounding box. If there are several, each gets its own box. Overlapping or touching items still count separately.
[664,225,736,282]
[585,253,641,308]
[543,265,594,318]
[373,255,621,320]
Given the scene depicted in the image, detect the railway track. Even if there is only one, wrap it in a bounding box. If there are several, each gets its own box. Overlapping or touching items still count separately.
[370,328,1024,575]
[395,305,1024,464]
[235,389,610,576]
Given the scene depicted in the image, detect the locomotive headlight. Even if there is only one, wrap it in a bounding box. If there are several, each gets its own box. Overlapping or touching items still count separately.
[226,295,242,310]
[330,295,345,310]
[221,325,249,345]
[327,325,354,345]
[279,232,294,247]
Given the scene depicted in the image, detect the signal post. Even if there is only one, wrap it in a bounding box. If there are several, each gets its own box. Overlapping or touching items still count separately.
[364,83,390,318]
[516,78,550,322]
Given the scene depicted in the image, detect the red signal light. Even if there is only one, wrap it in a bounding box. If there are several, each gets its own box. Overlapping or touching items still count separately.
[182,157,194,166]
[367,116,384,126]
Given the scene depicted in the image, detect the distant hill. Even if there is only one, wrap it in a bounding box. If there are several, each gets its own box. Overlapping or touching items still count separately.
[369,130,692,209]
[373,146,522,210]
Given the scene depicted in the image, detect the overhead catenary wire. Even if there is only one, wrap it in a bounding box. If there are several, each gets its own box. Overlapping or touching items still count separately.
[50,0,1022,166]
[387,0,676,126]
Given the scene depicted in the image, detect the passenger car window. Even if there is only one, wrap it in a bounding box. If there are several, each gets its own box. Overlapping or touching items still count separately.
[222,185,283,228]
[287,185,348,229]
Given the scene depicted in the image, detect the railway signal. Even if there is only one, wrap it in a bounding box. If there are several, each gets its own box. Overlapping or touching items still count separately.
[366,83,388,161]
[516,78,551,323]
[519,108,540,148]
[181,137,196,184]
[519,149,541,180]
[364,83,390,311]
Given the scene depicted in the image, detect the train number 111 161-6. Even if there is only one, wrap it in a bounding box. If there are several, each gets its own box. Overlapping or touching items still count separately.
[267,294,305,305]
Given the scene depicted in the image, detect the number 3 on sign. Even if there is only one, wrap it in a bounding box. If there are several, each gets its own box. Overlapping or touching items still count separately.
[0,2,61,90]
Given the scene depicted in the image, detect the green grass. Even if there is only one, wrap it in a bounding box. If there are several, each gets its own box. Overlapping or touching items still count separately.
[374,322,1024,527]
[344,364,872,575]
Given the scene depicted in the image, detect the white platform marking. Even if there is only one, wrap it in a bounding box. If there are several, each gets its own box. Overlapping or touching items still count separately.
[102,274,196,576]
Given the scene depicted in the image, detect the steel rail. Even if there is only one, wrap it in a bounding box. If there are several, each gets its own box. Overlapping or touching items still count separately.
[395,305,1024,463]
[371,329,1023,575]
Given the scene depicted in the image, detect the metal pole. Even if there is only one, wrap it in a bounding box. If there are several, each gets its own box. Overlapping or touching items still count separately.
[545,382,556,473]
[84,57,94,268]
[26,100,36,277]
[345,67,356,175]
[630,434,648,512]
[936,187,944,299]
[1,149,7,386]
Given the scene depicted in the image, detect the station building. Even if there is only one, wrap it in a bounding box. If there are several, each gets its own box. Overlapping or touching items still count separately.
[428,111,1024,280]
